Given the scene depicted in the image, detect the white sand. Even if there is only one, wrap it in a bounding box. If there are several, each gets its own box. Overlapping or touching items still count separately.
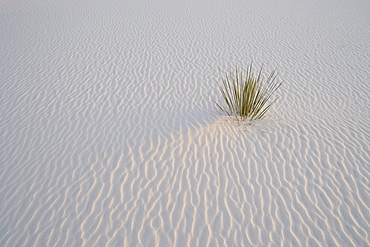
[1,0,369,246]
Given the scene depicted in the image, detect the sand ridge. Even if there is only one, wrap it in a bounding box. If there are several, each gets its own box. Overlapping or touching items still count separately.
[1,0,369,246]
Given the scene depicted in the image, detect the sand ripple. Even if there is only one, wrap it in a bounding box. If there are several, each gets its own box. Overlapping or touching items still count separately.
[1,0,369,246]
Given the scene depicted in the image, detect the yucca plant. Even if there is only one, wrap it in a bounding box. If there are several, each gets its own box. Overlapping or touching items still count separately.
[215,63,282,123]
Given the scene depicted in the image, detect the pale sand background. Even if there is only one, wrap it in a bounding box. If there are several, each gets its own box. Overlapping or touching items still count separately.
[1,0,369,246]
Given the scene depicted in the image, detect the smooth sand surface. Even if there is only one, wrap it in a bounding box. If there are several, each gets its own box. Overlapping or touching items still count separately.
[1,0,369,246]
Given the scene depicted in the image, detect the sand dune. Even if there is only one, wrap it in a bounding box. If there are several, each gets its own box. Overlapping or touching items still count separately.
[1,0,369,246]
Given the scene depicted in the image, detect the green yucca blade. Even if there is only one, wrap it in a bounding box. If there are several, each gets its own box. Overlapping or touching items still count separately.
[214,100,231,116]
[221,75,234,112]
[253,98,278,120]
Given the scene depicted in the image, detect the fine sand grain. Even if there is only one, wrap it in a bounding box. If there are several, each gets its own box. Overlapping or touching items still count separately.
[1,0,369,246]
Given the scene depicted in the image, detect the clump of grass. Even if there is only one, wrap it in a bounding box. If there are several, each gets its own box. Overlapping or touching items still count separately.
[214,63,282,124]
